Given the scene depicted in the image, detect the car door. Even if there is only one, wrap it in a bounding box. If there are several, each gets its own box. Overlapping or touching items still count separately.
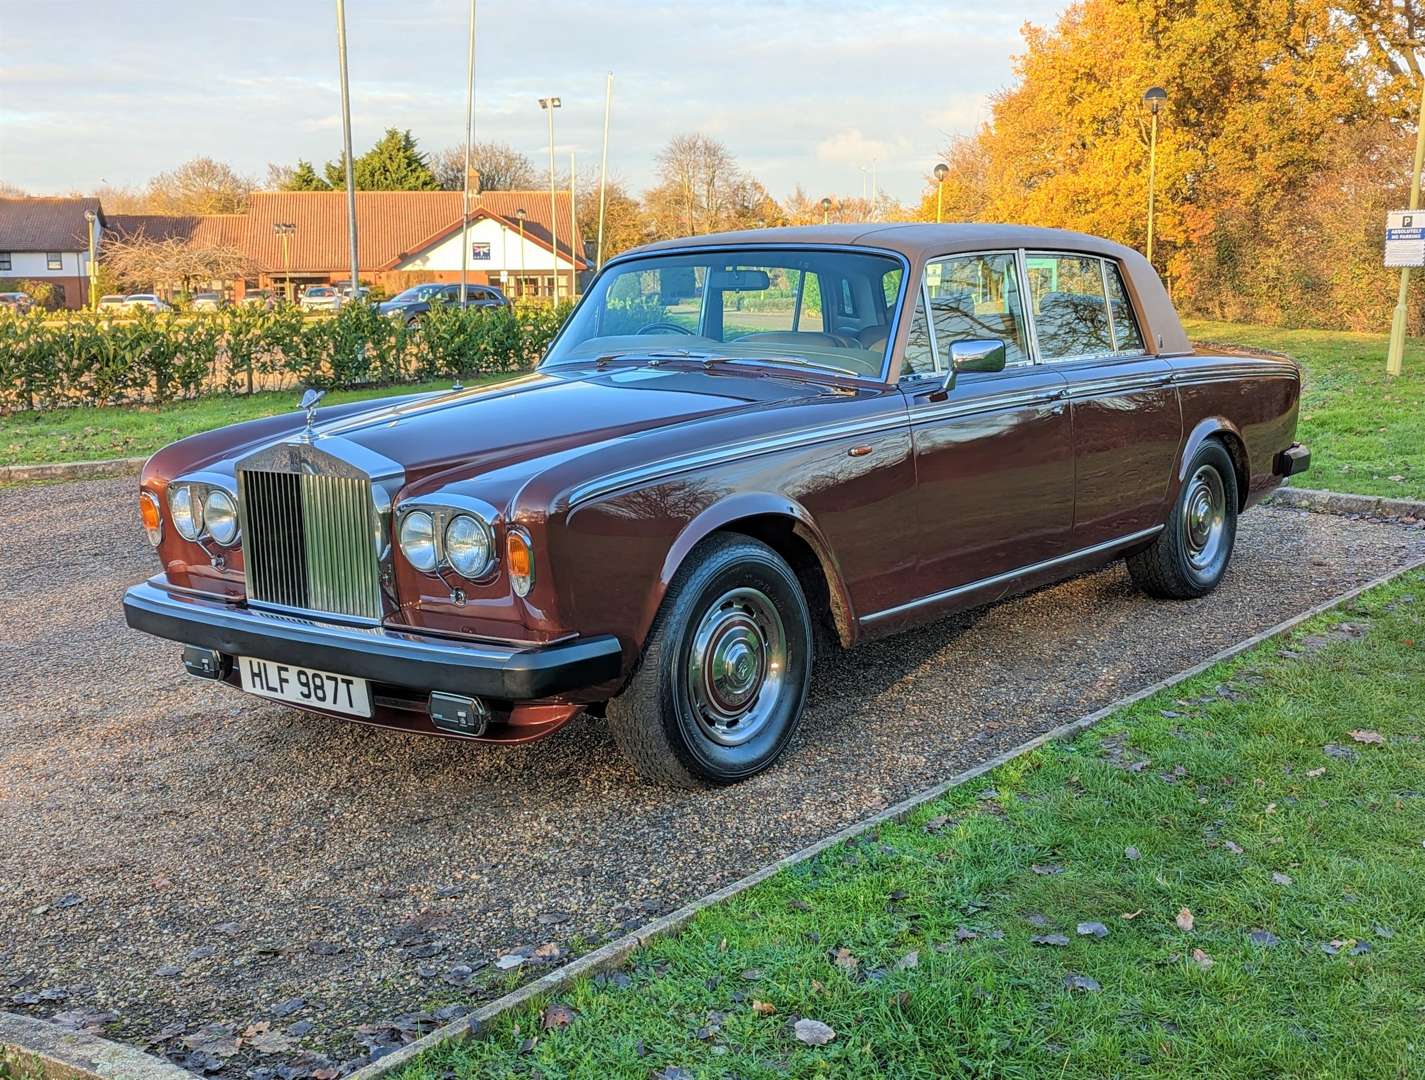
[890,251,1074,616]
[1025,253,1181,545]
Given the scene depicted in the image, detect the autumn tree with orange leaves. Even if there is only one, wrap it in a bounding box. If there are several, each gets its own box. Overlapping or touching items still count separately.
[921,0,1425,331]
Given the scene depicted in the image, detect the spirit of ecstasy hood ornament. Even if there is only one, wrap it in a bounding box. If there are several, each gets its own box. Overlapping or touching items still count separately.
[300,387,326,438]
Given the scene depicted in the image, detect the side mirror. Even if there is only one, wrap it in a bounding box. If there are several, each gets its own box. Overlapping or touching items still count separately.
[939,338,1007,395]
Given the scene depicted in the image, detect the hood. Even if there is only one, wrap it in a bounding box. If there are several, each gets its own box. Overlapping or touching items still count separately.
[302,363,829,485]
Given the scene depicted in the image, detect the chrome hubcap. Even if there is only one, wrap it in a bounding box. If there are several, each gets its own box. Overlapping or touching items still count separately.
[1182,464,1226,572]
[687,586,786,747]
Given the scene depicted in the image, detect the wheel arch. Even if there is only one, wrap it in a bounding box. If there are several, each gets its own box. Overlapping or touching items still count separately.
[653,494,856,650]
[1178,418,1250,510]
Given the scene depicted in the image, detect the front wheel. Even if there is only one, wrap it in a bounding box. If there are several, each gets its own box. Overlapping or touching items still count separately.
[608,535,813,788]
[1128,439,1239,599]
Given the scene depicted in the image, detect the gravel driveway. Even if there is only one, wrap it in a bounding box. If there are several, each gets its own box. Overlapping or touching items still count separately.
[1,478,1421,1077]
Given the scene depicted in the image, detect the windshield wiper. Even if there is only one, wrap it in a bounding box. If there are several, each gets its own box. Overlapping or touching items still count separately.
[699,354,852,377]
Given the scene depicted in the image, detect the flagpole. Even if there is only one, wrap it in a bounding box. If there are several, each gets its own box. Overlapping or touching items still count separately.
[596,72,613,270]
[335,0,359,303]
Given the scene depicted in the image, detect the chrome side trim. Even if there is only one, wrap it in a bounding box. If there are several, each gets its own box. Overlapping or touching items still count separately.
[909,387,1065,425]
[1065,374,1174,399]
[566,411,909,507]
[860,525,1165,625]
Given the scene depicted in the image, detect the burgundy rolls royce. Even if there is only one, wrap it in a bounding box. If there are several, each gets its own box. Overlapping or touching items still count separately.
[123,224,1309,787]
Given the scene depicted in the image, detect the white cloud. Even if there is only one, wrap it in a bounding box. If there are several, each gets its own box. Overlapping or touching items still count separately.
[0,0,1067,201]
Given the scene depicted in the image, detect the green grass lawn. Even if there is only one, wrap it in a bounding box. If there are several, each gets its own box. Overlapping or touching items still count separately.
[1185,320,1425,502]
[0,376,505,468]
[396,570,1425,1080]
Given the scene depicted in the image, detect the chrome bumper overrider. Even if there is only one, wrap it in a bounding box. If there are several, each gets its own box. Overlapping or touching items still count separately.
[121,578,623,700]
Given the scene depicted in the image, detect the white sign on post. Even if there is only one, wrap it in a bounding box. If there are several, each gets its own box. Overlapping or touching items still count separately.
[1385,210,1425,267]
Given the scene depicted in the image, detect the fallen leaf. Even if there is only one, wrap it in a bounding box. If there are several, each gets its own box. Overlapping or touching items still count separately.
[1306,767,1326,778]
[794,1018,836,1046]
[894,950,919,970]
[1121,909,1143,921]
[750,1000,776,1016]
[1031,933,1070,947]
[1224,840,1244,855]
[494,954,525,970]
[1064,974,1101,992]
[1272,872,1293,886]
[1349,729,1385,745]
[540,1003,575,1030]
[1124,846,1141,861]
[1176,908,1195,932]
[1190,948,1214,970]
[830,947,859,974]
[1350,941,1372,956]
[1248,929,1280,947]
[1077,921,1109,939]
[1031,863,1065,876]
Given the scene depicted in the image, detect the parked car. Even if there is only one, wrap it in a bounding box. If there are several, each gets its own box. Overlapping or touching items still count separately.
[97,294,128,312]
[299,285,343,312]
[237,289,278,309]
[125,294,173,312]
[123,225,1309,787]
[378,283,510,324]
[191,292,225,312]
[0,292,33,314]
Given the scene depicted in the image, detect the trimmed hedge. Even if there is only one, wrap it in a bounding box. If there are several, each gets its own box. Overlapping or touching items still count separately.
[0,300,574,411]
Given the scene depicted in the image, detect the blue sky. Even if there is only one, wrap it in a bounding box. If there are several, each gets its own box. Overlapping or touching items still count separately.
[1,0,1064,203]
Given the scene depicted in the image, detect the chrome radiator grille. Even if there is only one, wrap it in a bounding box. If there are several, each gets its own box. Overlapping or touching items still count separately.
[239,468,383,621]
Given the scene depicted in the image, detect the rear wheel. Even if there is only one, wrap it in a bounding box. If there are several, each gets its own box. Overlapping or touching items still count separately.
[1128,439,1239,599]
[608,535,813,788]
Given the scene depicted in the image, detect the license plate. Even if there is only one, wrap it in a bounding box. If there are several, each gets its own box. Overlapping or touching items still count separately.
[238,656,372,718]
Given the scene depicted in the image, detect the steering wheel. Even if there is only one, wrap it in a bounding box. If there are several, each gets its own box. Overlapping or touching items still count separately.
[636,321,695,336]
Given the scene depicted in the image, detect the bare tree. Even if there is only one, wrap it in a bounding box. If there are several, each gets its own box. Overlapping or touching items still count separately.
[103,234,251,294]
[143,157,254,215]
[0,180,25,198]
[645,134,756,237]
[431,141,539,191]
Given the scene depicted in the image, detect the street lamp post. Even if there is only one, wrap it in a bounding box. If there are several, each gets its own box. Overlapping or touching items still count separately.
[933,163,949,224]
[1143,86,1168,266]
[820,197,832,225]
[569,149,579,300]
[83,210,97,310]
[516,208,527,297]
[273,223,296,303]
[539,96,562,302]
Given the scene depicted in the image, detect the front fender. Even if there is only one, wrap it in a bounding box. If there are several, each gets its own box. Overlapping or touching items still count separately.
[638,491,854,649]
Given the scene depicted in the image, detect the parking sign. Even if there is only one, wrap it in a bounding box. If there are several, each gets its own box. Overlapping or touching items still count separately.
[1385,210,1425,267]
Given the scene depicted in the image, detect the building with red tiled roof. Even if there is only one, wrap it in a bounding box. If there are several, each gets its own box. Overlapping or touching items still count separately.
[0,197,104,308]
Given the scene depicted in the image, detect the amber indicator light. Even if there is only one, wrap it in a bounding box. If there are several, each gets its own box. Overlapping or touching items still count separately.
[506,531,533,578]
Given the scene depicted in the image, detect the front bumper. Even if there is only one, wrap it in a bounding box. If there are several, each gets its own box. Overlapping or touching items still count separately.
[121,578,623,701]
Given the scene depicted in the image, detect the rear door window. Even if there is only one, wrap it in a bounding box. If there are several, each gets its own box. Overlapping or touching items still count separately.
[1025,254,1115,360]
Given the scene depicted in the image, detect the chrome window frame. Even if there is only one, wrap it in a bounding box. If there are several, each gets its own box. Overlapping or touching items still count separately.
[541,242,913,385]
[1023,250,1151,364]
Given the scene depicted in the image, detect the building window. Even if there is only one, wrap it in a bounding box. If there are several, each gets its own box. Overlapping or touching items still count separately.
[0,253,10,271]
[46,253,63,271]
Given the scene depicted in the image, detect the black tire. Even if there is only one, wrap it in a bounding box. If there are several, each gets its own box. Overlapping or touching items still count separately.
[608,535,813,788]
[1128,439,1239,599]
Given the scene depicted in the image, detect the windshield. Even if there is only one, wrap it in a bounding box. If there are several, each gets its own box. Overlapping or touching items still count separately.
[392,285,445,302]
[541,248,906,379]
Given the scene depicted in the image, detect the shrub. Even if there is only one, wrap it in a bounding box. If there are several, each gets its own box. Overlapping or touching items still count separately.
[0,299,573,411]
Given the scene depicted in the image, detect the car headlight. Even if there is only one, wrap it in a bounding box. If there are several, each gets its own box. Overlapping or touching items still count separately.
[203,488,240,546]
[399,510,437,572]
[168,483,204,541]
[444,513,494,578]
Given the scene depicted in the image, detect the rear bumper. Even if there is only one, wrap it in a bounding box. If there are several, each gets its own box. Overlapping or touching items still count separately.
[1275,443,1311,477]
[121,578,623,701]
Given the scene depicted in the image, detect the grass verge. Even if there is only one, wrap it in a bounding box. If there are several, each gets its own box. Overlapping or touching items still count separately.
[395,569,1425,1080]
[0,375,506,467]
[1185,319,1425,502]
